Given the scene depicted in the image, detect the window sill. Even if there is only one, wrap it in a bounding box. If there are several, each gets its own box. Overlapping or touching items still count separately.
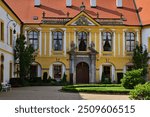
[125,51,133,56]
[52,50,64,55]
[101,51,113,56]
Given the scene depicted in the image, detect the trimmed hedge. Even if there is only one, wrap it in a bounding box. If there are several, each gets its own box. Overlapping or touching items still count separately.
[70,84,121,88]
[129,82,150,100]
[62,84,131,94]
[10,78,23,87]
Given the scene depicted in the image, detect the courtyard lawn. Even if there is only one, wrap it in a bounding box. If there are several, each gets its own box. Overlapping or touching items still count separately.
[62,84,132,94]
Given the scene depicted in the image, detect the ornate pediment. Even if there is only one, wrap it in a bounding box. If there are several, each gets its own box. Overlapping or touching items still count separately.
[71,15,95,26]
[65,12,100,26]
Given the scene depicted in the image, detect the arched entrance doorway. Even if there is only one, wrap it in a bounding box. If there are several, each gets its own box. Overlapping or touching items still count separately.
[76,62,89,84]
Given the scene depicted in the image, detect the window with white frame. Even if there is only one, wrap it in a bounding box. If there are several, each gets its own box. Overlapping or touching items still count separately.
[77,31,88,51]
[102,32,113,51]
[125,32,136,52]
[53,64,62,79]
[0,21,4,41]
[52,31,63,51]
[28,30,39,50]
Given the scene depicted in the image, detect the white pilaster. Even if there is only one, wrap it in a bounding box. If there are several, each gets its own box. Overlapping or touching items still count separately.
[118,33,120,56]
[89,32,91,46]
[74,31,76,47]
[113,32,116,56]
[39,30,42,56]
[44,32,46,55]
[24,30,27,42]
[38,65,42,77]
[99,30,102,56]
[123,30,125,56]
[99,65,102,81]
[136,31,139,42]
[49,29,52,56]
[112,65,115,82]
[64,30,66,56]
[69,32,70,50]
[95,32,96,50]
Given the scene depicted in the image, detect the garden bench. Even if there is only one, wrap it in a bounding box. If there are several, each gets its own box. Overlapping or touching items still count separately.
[1,82,11,92]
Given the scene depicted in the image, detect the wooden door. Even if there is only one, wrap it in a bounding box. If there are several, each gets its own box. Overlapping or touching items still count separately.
[76,62,89,84]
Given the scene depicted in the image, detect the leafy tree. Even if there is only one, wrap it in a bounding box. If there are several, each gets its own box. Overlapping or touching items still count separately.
[14,35,35,80]
[132,44,149,77]
[121,69,145,89]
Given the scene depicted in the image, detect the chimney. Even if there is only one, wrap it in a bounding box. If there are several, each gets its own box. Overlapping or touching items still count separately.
[116,0,122,8]
[34,0,41,7]
[90,0,96,8]
[66,0,72,7]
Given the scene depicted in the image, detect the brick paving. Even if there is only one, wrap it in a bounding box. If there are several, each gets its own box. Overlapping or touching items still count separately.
[0,86,129,100]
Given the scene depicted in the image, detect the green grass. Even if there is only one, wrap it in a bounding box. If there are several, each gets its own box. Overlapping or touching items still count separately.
[62,84,132,94]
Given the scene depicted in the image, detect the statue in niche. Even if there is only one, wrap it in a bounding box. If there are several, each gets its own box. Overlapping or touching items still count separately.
[103,39,111,51]
[90,41,95,48]
[70,41,76,51]
[79,39,86,51]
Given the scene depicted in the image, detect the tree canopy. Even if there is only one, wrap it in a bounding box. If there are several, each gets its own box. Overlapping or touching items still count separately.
[132,44,149,77]
[14,35,35,79]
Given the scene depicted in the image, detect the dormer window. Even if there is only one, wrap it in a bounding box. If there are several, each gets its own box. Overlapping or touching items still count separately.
[116,0,122,8]
[90,0,96,8]
[34,0,41,7]
[66,0,72,7]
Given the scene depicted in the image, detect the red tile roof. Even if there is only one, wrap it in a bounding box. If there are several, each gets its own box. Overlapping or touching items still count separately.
[4,0,140,25]
[136,0,150,25]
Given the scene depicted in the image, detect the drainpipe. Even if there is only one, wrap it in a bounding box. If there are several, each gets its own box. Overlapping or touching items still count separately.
[133,0,143,45]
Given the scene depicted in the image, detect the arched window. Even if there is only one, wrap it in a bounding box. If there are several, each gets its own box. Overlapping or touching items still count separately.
[77,31,88,51]
[52,31,63,51]
[125,32,135,52]
[28,31,39,50]
[102,32,112,51]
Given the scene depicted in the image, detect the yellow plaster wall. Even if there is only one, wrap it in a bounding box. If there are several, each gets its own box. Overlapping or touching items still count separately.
[23,23,141,82]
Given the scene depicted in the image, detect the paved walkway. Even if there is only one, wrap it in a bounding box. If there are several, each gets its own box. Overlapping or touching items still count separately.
[0,86,129,100]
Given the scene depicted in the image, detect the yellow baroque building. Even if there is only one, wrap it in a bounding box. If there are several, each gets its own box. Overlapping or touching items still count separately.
[22,12,141,84]
[1,0,150,84]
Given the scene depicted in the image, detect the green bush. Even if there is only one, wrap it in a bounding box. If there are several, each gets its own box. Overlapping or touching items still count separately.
[61,73,67,82]
[101,72,111,84]
[43,72,48,83]
[121,69,145,89]
[0,83,2,91]
[62,85,131,94]
[29,77,42,83]
[129,82,150,100]
[10,78,23,87]
[46,76,52,83]
[21,79,30,86]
